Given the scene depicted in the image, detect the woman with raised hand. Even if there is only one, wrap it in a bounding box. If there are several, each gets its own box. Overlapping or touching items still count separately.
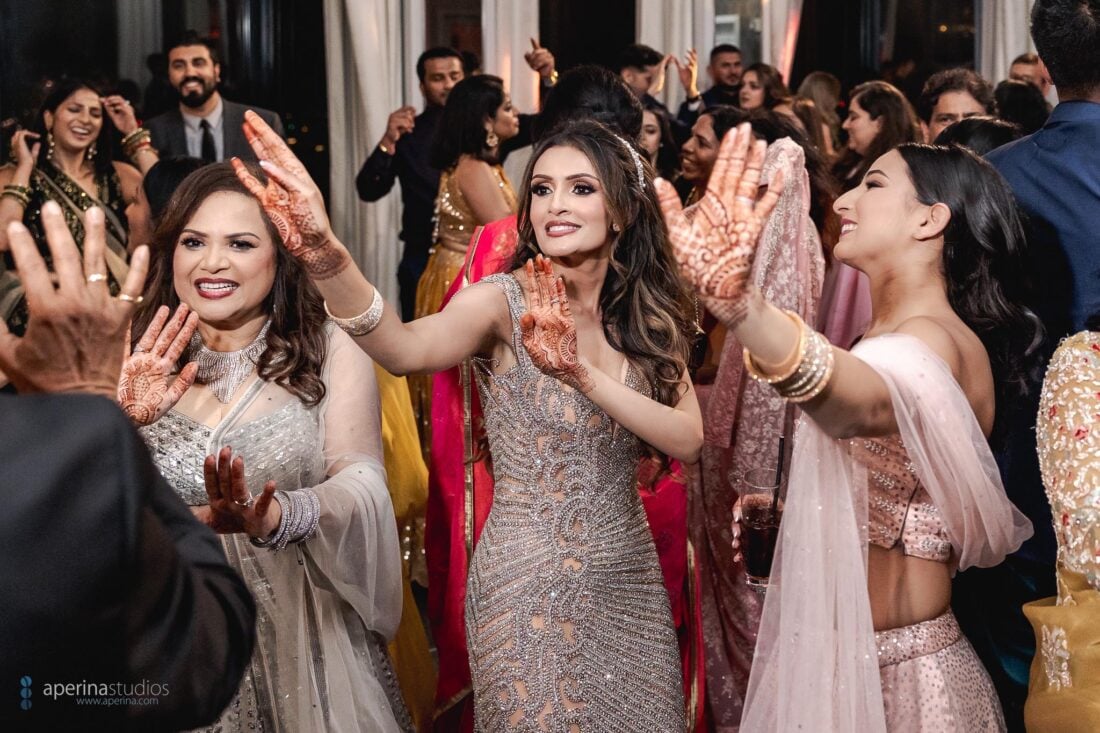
[233,110,702,731]
[656,126,1037,731]
[119,161,411,732]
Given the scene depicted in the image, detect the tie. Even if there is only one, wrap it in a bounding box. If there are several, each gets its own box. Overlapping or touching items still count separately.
[200,119,216,163]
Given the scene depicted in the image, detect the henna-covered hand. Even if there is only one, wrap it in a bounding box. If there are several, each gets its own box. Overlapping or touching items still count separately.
[654,122,784,327]
[192,446,280,538]
[519,255,594,393]
[232,110,351,280]
[118,303,199,426]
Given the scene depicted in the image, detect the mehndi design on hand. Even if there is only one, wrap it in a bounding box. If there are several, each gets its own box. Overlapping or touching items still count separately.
[232,110,351,280]
[118,304,199,426]
[655,123,784,327]
[519,255,594,394]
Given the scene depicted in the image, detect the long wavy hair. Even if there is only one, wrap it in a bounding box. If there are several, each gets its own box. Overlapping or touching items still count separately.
[833,81,921,186]
[132,162,329,406]
[743,63,793,110]
[896,143,1043,416]
[507,120,695,412]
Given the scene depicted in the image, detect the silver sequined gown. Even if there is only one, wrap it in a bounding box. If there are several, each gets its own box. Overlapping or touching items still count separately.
[140,328,412,733]
[465,274,685,732]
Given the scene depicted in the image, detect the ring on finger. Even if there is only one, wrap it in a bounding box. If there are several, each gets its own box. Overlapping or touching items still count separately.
[117,292,143,304]
[734,195,756,207]
[86,272,108,284]
[234,495,255,508]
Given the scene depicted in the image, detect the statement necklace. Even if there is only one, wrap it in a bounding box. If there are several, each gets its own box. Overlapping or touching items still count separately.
[188,320,272,403]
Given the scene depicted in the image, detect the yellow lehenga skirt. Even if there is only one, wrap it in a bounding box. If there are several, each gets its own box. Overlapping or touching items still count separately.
[1024,567,1100,732]
[409,245,467,463]
[374,362,436,732]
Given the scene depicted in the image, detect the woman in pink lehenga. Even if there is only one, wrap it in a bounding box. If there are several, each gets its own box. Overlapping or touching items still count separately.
[659,127,1040,731]
[687,135,824,730]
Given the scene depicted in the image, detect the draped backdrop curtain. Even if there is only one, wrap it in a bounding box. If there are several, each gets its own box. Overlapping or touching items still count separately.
[115,0,163,92]
[760,0,803,84]
[482,0,540,115]
[978,0,1035,90]
[637,0,716,114]
[323,0,425,303]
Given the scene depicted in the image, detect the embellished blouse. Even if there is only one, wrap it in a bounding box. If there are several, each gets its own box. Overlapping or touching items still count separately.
[432,163,515,253]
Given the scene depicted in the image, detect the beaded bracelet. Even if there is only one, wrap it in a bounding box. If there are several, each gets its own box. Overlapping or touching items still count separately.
[324,287,384,336]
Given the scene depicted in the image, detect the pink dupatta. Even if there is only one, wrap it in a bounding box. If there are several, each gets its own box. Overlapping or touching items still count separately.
[741,334,1033,732]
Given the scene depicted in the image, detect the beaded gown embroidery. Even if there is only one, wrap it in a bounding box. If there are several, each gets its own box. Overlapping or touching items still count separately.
[465,274,684,732]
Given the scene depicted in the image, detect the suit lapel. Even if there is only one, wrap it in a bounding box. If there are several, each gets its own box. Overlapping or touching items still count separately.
[222,102,250,161]
[168,110,188,158]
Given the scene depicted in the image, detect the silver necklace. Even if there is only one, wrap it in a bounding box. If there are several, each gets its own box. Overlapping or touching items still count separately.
[188,320,272,403]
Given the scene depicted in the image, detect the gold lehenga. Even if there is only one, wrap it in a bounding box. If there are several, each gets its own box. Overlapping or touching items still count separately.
[409,162,516,459]
[1024,330,1100,732]
[374,363,437,732]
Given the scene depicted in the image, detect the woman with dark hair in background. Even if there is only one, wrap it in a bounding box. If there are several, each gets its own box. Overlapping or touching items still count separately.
[833,81,922,186]
[994,79,1051,136]
[0,77,150,335]
[933,116,1023,156]
[410,74,520,456]
[641,107,682,183]
[797,71,843,151]
[792,96,837,159]
[739,63,794,119]
[660,130,1038,730]
[120,162,411,731]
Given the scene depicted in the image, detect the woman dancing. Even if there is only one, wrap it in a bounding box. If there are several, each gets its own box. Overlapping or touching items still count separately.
[120,162,411,731]
[232,110,702,730]
[657,126,1036,731]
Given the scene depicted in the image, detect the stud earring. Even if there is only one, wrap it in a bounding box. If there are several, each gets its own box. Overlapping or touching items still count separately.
[612,223,621,232]
[485,129,500,148]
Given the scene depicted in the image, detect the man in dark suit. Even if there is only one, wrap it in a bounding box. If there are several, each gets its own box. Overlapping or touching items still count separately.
[0,207,255,729]
[951,2,1100,730]
[145,31,284,163]
[675,44,744,129]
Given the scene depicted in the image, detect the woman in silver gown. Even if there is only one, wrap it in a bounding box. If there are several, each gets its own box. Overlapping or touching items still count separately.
[118,162,412,732]
[227,111,704,731]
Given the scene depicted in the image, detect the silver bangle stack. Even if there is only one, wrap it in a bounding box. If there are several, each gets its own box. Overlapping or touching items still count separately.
[324,287,384,336]
[744,310,836,403]
[250,489,320,552]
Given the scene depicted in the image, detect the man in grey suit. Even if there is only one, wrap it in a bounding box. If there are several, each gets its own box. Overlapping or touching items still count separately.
[145,32,284,163]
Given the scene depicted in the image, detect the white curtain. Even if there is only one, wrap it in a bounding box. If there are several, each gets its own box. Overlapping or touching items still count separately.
[637,0,716,113]
[978,0,1035,85]
[760,0,803,84]
[482,0,540,114]
[322,0,425,303]
[115,0,163,92]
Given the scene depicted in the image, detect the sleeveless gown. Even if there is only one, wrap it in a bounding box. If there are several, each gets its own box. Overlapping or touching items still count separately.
[464,273,684,732]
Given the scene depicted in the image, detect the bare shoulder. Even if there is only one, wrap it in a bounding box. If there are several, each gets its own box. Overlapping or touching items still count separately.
[895,315,965,375]
[454,156,493,183]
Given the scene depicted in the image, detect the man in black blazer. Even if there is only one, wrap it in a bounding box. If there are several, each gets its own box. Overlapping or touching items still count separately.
[0,206,255,729]
[145,31,284,163]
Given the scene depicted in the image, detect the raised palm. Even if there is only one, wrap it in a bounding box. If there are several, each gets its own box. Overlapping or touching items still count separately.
[232,110,351,280]
[655,123,784,326]
[118,304,199,426]
[519,255,593,394]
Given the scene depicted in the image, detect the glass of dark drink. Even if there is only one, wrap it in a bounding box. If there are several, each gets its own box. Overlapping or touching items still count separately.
[739,466,782,590]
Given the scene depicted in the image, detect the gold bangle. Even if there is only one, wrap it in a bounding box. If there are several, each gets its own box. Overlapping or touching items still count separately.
[120,127,150,147]
[743,310,807,384]
[3,183,31,197]
[1,189,29,208]
[777,329,835,403]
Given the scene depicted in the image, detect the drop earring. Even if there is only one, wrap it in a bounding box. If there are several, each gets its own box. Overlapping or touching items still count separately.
[86,142,97,162]
[485,129,500,148]
[47,130,55,161]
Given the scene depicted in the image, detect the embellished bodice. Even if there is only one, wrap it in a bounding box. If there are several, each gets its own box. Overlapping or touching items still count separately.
[1037,330,1100,594]
[432,162,515,253]
[140,378,325,505]
[849,435,953,562]
[463,273,684,731]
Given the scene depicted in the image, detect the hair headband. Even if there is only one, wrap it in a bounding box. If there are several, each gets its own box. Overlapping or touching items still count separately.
[612,133,646,190]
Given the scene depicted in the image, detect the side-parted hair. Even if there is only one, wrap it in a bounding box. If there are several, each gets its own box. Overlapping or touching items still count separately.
[896,144,1042,419]
[508,120,695,413]
[743,63,793,109]
[32,77,118,178]
[133,163,328,406]
[833,81,921,185]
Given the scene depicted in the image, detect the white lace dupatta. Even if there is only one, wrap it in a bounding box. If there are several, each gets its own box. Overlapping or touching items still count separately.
[741,333,1032,732]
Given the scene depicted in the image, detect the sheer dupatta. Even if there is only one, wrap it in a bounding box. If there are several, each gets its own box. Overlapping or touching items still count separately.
[741,334,1032,732]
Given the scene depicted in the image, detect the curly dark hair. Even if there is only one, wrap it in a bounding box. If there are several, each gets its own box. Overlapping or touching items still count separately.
[917,68,996,124]
[896,144,1043,415]
[507,120,695,412]
[132,162,328,406]
[1031,0,1100,97]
